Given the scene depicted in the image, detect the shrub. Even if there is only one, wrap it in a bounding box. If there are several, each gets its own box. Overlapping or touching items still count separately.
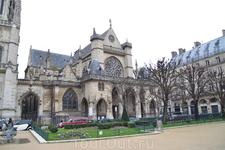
[121,106,130,122]
[64,123,99,129]
[152,121,157,127]
[186,120,191,123]
[120,121,128,127]
[98,123,110,129]
[48,125,55,130]
[134,121,149,126]
[128,122,135,128]
[49,126,58,133]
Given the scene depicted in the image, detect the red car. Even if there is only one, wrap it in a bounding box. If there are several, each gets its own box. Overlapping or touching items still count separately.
[57,117,88,128]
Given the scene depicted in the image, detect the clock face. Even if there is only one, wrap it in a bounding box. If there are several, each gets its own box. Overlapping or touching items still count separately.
[108,35,115,42]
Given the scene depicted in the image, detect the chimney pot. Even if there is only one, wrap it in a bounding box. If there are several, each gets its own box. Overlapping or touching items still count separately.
[222,29,225,36]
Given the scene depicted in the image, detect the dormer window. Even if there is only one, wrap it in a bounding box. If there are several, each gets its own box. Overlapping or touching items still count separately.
[186,56,190,63]
[216,57,220,63]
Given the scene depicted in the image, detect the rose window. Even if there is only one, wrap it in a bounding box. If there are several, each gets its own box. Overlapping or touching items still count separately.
[105,57,122,76]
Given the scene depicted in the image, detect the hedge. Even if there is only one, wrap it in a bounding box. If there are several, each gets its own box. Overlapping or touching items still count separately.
[64,121,148,129]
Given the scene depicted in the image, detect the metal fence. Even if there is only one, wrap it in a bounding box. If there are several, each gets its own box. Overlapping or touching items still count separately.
[33,125,49,140]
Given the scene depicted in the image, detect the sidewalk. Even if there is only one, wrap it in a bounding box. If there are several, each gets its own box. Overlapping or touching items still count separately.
[0,122,225,150]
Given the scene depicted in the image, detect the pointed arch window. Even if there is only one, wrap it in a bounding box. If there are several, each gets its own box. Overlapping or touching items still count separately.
[98,82,104,91]
[63,89,78,110]
[0,0,4,14]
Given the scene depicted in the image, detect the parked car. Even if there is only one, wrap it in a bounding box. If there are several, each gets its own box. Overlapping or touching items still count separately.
[14,120,33,131]
[169,112,183,120]
[98,118,112,123]
[0,120,7,131]
[129,117,139,122]
[57,117,88,128]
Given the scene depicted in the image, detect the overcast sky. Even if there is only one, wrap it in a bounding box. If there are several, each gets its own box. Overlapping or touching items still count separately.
[18,0,225,78]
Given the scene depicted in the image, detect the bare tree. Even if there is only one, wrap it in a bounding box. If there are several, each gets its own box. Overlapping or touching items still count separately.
[173,76,189,115]
[178,64,208,120]
[145,57,180,124]
[207,69,225,118]
[112,76,136,118]
[147,83,163,117]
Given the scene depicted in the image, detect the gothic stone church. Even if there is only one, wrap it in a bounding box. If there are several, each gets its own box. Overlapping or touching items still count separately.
[0,0,156,123]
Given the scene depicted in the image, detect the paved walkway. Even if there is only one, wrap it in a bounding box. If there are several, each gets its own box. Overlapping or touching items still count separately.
[0,122,225,150]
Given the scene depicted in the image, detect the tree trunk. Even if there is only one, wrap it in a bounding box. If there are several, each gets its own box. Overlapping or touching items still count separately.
[162,101,168,124]
[221,105,225,119]
[194,101,199,120]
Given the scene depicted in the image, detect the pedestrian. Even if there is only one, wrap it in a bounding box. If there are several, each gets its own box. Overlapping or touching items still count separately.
[7,118,14,129]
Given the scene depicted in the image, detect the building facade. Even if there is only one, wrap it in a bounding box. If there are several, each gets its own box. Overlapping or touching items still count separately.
[169,30,225,115]
[0,0,158,123]
[0,1,223,124]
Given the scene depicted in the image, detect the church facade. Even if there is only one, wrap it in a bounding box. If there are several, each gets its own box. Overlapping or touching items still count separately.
[0,1,223,124]
[0,0,157,123]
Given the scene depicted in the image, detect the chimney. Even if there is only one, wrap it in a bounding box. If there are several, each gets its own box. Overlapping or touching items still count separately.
[222,29,225,36]
[178,48,185,55]
[194,41,201,48]
[171,51,177,58]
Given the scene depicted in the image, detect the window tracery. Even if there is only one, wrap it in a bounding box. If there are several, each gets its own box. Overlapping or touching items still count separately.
[63,89,77,110]
[105,57,122,76]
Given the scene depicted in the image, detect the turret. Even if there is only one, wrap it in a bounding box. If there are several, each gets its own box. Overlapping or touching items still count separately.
[122,39,133,78]
[90,28,104,68]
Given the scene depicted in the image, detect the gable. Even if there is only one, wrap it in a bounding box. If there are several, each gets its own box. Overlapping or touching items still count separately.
[102,28,123,50]
[61,65,77,81]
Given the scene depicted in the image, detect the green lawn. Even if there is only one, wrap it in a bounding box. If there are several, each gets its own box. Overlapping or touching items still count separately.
[46,128,150,141]
[41,118,224,141]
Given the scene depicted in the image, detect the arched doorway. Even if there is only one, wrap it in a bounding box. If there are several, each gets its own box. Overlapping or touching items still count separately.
[174,103,180,112]
[140,89,145,118]
[81,98,88,117]
[112,87,119,119]
[124,88,136,117]
[149,101,156,117]
[21,94,38,121]
[97,99,107,120]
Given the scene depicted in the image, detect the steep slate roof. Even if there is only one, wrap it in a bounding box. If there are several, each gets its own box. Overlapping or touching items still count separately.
[88,59,106,75]
[30,49,70,69]
[171,35,225,66]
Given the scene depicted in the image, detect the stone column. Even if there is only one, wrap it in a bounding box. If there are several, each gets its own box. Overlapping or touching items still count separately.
[106,102,114,119]
[88,102,95,120]
[188,104,192,115]
[118,102,123,118]
[136,102,142,118]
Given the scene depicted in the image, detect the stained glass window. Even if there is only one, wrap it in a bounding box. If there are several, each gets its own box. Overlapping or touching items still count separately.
[63,89,77,110]
[105,56,122,77]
